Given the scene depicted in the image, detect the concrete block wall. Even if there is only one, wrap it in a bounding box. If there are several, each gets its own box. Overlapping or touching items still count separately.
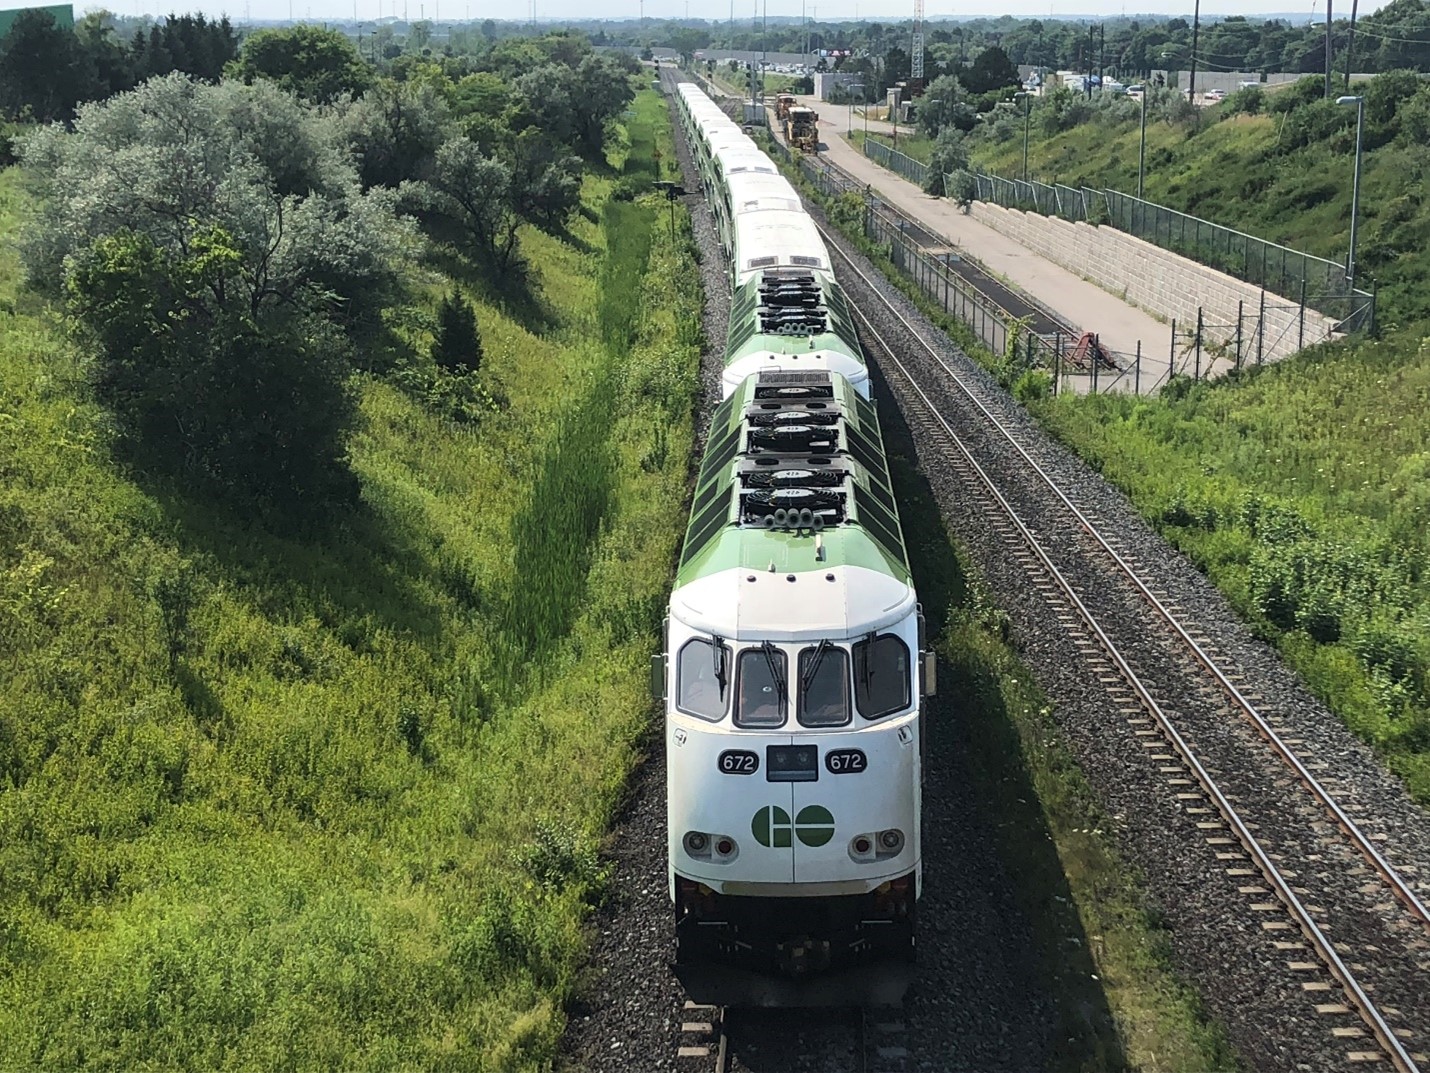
[967,201,1340,363]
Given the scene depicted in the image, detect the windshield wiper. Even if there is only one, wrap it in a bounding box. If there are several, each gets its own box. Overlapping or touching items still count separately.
[761,639,787,708]
[800,638,830,698]
[712,634,727,698]
[859,632,876,695]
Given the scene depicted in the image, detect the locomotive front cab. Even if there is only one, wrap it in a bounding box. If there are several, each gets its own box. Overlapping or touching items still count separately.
[659,589,934,1005]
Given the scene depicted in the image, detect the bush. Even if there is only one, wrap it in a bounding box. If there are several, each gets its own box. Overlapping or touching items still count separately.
[1224,85,1264,116]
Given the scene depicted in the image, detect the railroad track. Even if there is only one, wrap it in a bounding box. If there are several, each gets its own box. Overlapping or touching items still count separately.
[816,218,1430,1072]
[674,1004,910,1072]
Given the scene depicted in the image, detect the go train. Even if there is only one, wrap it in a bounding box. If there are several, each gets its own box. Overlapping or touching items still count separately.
[656,81,935,1006]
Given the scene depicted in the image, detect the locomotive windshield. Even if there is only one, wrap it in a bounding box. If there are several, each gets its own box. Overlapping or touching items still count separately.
[676,637,729,721]
[798,642,851,727]
[853,633,911,720]
[679,637,910,726]
[734,644,787,727]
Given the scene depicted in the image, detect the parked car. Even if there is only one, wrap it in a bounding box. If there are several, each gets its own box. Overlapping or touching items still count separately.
[1205,88,1226,101]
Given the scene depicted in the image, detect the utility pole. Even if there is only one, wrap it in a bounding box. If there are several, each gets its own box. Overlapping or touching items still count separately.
[1138,85,1148,197]
[912,0,925,83]
[1189,0,1200,105]
[1325,0,1334,99]
[1344,0,1360,93]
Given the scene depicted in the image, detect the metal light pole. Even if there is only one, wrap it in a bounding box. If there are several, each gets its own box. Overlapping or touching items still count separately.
[1016,90,1032,180]
[1338,94,1365,290]
[1138,85,1148,198]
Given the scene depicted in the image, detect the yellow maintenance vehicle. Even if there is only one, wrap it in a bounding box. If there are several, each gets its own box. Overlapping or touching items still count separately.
[774,93,798,121]
[785,105,819,151]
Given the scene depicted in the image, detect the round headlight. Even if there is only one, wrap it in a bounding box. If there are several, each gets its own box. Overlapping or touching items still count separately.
[853,836,872,855]
[685,831,709,853]
[879,829,903,851]
[716,838,735,856]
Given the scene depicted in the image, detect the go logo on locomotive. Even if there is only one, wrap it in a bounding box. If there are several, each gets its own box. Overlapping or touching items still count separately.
[751,805,837,848]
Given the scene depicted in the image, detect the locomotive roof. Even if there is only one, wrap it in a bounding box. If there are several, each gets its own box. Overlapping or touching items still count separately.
[723,271,863,371]
[674,369,910,593]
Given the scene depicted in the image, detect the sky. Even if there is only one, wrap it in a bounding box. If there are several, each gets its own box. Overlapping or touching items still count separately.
[90,0,1395,28]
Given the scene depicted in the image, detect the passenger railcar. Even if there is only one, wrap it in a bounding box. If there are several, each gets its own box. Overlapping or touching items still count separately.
[661,81,932,1006]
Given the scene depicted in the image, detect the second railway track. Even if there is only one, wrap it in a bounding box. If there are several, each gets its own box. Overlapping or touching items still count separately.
[814,217,1430,1072]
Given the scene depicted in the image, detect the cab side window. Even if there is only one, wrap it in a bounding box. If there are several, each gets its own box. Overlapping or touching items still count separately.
[676,638,729,721]
[853,634,910,720]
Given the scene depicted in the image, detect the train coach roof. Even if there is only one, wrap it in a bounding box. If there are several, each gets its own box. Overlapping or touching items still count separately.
[725,170,801,210]
[734,210,828,276]
[675,370,909,590]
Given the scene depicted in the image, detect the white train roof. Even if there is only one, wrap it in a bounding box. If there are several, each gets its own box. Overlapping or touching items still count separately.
[733,210,830,282]
[715,151,779,180]
[726,171,802,216]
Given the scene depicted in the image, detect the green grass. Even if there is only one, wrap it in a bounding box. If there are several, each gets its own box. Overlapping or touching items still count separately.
[853,129,934,165]
[0,88,703,1070]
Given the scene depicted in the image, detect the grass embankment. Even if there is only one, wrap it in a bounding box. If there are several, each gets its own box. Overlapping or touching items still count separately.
[0,89,701,1070]
[879,381,1237,1071]
[969,82,1430,800]
[849,78,1430,803]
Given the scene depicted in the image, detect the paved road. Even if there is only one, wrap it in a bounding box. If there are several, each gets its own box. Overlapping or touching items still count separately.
[788,101,1221,388]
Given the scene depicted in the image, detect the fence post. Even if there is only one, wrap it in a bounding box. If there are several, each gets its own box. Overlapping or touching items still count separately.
[1092,334,1100,394]
[1298,276,1307,351]
[1257,290,1266,366]
[1054,331,1062,396]
[1195,308,1203,380]
[1235,299,1244,371]
[1169,318,1176,380]
[1135,340,1142,394]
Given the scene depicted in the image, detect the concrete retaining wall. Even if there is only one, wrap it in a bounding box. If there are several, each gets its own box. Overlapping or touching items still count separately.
[967,201,1340,363]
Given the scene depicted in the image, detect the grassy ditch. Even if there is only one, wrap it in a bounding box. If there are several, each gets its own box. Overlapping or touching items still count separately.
[0,89,702,1071]
[878,379,1239,1072]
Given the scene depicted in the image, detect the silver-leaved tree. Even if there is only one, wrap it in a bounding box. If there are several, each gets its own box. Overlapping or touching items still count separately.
[19,73,417,511]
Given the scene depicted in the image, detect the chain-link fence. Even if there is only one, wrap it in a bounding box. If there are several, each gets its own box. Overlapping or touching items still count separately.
[1101,190,1372,331]
[972,173,1103,224]
[861,138,929,188]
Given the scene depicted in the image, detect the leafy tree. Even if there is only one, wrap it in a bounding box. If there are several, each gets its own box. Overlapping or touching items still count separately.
[506,129,583,231]
[963,46,1019,95]
[343,77,450,189]
[19,74,414,505]
[231,24,371,104]
[926,125,971,197]
[916,73,975,137]
[511,54,634,159]
[406,137,521,271]
[431,290,483,372]
[0,9,86,122]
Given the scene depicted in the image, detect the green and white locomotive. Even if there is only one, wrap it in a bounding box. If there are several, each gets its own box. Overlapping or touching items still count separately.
[661,83,934,1006]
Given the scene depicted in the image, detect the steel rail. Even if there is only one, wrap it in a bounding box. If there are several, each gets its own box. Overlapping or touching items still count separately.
[830,247,1421,1073]
[815,218,1430,933]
